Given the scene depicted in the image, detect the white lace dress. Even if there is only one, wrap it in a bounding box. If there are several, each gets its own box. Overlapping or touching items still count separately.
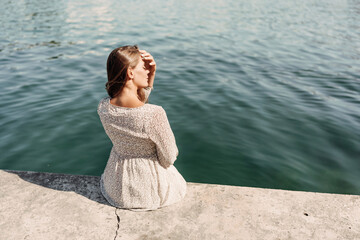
[97,87,187,211]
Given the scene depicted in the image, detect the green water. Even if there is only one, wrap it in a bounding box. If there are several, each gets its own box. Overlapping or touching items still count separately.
[1,0,359,194]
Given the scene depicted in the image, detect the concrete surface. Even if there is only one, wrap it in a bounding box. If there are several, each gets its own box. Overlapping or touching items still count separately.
[0,169,359,240]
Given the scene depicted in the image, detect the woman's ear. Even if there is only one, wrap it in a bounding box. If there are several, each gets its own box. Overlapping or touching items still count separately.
[127,67,134,80]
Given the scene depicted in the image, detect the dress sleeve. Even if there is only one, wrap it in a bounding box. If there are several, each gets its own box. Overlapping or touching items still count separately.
[146,106,179,169]
[143,86,153,103]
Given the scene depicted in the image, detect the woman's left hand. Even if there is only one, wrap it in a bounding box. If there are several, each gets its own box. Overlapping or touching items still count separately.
[139,50,156,88]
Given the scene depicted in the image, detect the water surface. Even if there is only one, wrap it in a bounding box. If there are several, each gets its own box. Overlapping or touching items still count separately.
[1,0,359,194]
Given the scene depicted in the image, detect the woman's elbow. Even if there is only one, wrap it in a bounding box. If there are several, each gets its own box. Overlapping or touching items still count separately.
[159,154,177,169]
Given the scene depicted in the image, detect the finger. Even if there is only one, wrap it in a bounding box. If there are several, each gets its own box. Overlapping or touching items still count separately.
[139,51,150,56]
[141,53,152,58]
[142,56,153,61]
[142,55,154,62]
[139,50,151,55]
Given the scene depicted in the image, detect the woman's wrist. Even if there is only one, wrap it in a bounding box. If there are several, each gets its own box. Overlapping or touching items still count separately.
[148,77,154,89]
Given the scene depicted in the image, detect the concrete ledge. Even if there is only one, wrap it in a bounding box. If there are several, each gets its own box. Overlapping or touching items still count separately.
[0,169,359,239]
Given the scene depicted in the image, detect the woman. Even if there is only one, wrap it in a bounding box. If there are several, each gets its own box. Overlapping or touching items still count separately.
[97,45,187,211]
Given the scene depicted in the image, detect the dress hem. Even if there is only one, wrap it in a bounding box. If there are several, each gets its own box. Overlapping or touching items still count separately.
[100,174,161,212]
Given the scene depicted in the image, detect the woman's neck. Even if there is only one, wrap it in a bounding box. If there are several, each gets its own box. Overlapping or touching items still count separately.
[111,86,144,108]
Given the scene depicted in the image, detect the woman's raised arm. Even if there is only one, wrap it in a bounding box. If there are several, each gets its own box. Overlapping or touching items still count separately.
[139,49,156,89]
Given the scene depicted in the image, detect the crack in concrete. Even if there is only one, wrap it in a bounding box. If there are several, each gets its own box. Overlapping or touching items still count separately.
[113,208,121,240]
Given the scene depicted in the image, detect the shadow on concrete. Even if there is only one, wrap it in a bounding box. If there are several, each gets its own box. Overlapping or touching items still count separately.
[4,169,112,207]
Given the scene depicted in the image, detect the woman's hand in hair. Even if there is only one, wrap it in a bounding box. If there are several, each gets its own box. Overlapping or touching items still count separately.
[139,50,156,88]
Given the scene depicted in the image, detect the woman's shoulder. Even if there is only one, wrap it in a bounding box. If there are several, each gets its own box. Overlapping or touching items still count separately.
[98,96,156,110]
[99,96,110,104]
[97,96,166,117]
[143,104,169,133]
[143,103,165,113]
[142,104,168,123]
[97,96,109,112]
